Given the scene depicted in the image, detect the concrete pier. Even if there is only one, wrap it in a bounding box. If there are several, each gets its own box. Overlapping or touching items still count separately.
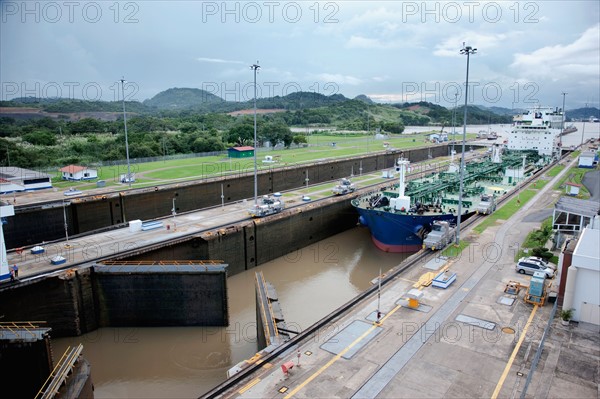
[255,271,290,350]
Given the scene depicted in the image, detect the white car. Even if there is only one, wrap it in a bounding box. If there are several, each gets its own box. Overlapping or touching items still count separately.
[516,259,554,278]
[519,256,555,271]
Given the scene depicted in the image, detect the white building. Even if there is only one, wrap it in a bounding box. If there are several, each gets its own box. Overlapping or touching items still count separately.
[60,165,98,181]
[578,151,596,168]
[562,216,600,325]
[0,167,52,193]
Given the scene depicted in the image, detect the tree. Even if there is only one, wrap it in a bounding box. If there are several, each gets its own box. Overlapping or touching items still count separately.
[262,122,293,148]
[293,135,308,145]
[23,130,57,146]
[226,119,256,145]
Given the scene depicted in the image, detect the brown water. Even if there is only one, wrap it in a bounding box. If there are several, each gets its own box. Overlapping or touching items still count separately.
[54,227,408,398]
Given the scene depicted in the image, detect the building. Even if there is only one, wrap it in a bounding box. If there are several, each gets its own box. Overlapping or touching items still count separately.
[578,151,597,168]
[228,146,255,158]
[562,215,600,325]
[59,165,98,181]
[565,182,581,196]
[0,167,52,193]
[0,178,23,194]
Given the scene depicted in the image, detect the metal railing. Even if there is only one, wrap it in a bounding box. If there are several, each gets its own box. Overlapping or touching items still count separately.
[35,344,83,399]
[519,299,559,398]
[0,321,46,338]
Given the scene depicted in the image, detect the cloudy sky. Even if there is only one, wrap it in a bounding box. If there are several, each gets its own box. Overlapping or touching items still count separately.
[1,1,599,109]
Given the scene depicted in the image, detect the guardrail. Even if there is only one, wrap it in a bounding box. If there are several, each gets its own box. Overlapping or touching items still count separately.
[35,344,83,399]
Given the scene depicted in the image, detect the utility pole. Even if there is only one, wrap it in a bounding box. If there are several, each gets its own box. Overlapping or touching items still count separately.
[560,92,567,154]
[120,77,132,188]
[580,103,587,148]
[250,63,260,207]
[456,44,477,246]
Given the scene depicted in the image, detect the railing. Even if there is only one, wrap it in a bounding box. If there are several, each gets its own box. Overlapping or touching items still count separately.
[519,299,559,398]
[98,260,224,266]
[35,344,83,399]
[0,321,46,338]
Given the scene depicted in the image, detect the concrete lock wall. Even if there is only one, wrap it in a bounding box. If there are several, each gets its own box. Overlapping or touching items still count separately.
[0,267,228,337]
[4,144,460,249]
[0,334,53,399]
[115,196,358,276]
[0,269,97,337]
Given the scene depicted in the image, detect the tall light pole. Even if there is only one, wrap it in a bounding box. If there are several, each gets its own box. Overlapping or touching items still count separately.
[456,44,477,246]
[580,103,587,148]
[452,91,458,154]
[171,197,177,231]
[250,63,260,206]
[120,77,132,188]
[62,200,70,248]
[560,92,567,154]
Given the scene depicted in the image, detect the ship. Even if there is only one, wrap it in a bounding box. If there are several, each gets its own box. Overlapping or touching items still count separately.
[353,146,542,252]
[507,106,564,157]
[561,124,578,135]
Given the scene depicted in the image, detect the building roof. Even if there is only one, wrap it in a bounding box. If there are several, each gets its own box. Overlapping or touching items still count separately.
[229,146,255,151]
[573,227,600,272]
[60,164,94,173]
[565,182,582,187]
[580,151,596,158]
[554,196,600,218]
[0,167,51,180]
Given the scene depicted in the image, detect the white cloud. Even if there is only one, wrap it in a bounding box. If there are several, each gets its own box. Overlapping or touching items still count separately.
[313,73,362,85]
[196,57,246,65]
[510,24,600,81]
[433,32,518,57]
[367,93,406,103]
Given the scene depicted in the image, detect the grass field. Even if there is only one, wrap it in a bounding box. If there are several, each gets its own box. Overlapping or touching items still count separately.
[473,188,538,234]
[553,165,596,198]
[51,132,476,191]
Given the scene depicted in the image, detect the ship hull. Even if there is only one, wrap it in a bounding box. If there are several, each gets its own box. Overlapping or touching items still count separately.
[356,207,459,253]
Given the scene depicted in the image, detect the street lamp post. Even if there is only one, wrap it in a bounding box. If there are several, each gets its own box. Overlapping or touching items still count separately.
[581,103,587,148]
[62,200,70,248]
[452,91,458,155]
[456,44,477,246]
[251,63,260,207]
[171,197,177,231]
[120,78,132,188]
[560,92,567,155]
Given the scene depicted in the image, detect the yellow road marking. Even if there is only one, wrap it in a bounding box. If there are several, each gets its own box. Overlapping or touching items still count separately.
[238,377,261,394]
[491,305,538,399]
[283,304,403,399]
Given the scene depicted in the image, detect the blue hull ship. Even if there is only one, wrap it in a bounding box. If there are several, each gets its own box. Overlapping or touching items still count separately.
[352,149,538,253]
[355,207,462,252]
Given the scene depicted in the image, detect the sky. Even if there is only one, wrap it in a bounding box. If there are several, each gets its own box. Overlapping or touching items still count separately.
[1,1,599,109]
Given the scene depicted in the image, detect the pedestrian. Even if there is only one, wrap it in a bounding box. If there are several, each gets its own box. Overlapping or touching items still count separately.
[12,264,18,278]
[10,268,15,282]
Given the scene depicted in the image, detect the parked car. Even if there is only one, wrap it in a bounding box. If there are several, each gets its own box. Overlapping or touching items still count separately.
[516,260,555,278]
[519,256,555,271]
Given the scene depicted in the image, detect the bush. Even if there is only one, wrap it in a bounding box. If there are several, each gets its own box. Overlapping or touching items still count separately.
[532,247,553,261]
[560,308,573,321]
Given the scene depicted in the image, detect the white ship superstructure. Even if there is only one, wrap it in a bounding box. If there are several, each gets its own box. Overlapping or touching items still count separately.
[508,107,564,156]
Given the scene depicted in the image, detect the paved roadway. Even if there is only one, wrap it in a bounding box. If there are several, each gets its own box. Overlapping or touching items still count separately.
[217,154,598,399]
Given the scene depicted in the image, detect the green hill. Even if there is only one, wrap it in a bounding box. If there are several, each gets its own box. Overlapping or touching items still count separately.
[143,87,225,110]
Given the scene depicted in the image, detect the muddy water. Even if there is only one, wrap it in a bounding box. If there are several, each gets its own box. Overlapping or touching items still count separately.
[54,227,408,398]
